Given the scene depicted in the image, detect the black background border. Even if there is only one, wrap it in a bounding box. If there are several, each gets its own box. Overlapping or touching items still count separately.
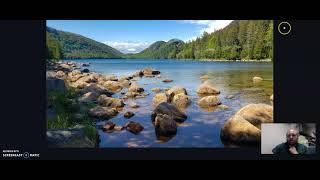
[0,19,319,160]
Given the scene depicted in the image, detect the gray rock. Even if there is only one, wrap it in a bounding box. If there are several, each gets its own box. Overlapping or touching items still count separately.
[47,127,98,148]
[47,77,66,92]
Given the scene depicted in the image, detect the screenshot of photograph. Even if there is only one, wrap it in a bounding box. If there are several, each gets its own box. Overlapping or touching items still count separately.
[46,20,273,148]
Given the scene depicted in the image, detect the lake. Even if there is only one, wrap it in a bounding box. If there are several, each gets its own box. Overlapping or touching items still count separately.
[70,59,273,148]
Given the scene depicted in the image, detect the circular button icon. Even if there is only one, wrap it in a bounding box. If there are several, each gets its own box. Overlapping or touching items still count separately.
[23,152,29,159]
[278,22,291,35]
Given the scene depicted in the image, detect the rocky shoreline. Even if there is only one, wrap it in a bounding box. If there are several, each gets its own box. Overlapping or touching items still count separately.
[46,61,274,148]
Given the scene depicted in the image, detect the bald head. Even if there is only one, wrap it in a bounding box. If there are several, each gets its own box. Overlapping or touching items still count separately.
[286,129,299,146]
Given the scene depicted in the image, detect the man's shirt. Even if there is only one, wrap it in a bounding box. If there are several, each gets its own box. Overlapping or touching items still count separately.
[272,142,308,154]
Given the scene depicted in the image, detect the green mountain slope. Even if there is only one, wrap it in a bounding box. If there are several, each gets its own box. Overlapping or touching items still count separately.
[126,39,185,59]
[46,27,123,59]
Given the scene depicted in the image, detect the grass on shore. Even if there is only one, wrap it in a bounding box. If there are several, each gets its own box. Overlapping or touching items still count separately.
[47,89,98,142]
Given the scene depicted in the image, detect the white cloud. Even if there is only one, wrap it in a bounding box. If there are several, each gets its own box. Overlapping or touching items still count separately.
[182,20,233,41]
[104,41,151,54]
[184,36,198,43]
[127,48,137,52]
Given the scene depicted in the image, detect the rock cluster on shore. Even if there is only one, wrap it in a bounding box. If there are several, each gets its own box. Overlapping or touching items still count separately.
[46,62,166,147]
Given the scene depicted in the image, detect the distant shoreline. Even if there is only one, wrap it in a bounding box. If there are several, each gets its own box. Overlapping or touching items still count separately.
[59,58,273,62]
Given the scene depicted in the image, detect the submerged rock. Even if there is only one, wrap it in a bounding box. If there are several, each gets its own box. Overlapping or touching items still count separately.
[218,104,229,110]
[196,82,220,95]
[225,94,235,99]
[125,121,144,134]
[162,79,173,83]
[198,95,221,108]
[129,102,140,108]
[151,102,187,123]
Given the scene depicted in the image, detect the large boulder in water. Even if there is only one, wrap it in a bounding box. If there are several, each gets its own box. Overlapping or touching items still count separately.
[220,103,273,144]
[198,95,221,108]
[235,103,273,129]
[220,115,261,144]
[154,114,177,138]
[47,126,98,148]
[97,94,124,108]
[196,82,220,95]
[151,102,187,123]
[152,93,168,106]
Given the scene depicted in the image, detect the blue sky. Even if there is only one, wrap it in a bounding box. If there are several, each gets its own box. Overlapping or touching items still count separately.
[47,20,232,53]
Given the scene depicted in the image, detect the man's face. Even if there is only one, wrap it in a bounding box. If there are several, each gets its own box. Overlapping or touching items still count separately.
[286,129,299,145]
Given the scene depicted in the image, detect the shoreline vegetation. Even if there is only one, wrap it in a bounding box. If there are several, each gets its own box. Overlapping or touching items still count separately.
[46,60,274,148]
[52,58,273,62]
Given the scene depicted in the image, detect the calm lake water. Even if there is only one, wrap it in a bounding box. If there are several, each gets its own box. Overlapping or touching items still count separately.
[71,59,273,148]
